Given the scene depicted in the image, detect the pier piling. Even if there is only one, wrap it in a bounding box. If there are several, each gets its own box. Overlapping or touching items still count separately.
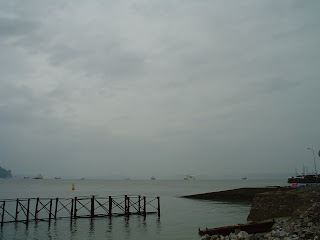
[54,198,58,219]
[74,197,77,218]
[1,201,5,226]
[49,199,53,222]
[143,196,146,217]
[26,199,30,223]
[35,198,39,220]
[91,196,95,218]
[109,196,112,218]
[15,199,19,222]
[157,197,160,217]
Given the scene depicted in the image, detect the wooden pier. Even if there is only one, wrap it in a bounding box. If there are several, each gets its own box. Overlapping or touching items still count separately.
[0,195,160,225]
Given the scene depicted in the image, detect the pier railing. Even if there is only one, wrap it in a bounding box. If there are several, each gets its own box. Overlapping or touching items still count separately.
[0,195,160,225]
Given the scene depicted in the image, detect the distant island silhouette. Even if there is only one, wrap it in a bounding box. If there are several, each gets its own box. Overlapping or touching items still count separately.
[0,166,12,178]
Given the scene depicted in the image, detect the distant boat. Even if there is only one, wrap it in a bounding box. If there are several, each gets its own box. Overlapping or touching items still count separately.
[81,178,85,180]
[151,176,156,180]
[24,176,30,179]
[288,174,320,183]
[54,177,61,179]
[241,177,247,180]
[34,174,43,179]
[184,175,195,180]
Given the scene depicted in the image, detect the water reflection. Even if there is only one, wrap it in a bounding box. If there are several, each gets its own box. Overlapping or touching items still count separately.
[88,219,95,240]
[24,222,30,238]
[70,218,78,240]
[156,218,162,236]
[123,216,130,239]
[106,217,112,233]
[0,215,164,240]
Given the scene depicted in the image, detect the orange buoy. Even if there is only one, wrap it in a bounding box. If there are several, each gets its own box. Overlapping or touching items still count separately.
[72,184,75,191]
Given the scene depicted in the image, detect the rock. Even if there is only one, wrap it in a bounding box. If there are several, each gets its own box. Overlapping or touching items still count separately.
[237,231,249,239]
[234,229,241,235]
[210,235,219,240]
[202,234,211,240]
[278,230,288,237]
[228,232,237,240]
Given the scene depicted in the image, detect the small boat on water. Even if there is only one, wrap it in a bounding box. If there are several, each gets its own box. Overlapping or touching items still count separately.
[199,220,275,236]
[241,177,247,180]
[151,176,156,180]
[184,175,195,180]
[34,174,43,179]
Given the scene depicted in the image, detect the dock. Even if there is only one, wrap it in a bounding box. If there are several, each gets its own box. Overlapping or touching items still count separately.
[0,195,160,225]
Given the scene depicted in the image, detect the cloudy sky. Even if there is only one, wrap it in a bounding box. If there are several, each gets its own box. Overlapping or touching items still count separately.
[0,0,319,179]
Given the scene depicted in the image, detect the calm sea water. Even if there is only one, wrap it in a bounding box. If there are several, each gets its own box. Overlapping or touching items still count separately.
[0,179,288,240]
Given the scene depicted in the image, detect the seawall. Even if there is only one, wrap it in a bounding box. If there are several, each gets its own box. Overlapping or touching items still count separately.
[248,186,320,222]
[182,186,291,202]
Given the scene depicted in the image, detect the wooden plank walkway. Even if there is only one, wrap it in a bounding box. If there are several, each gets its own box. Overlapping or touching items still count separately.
[0,195,160,225]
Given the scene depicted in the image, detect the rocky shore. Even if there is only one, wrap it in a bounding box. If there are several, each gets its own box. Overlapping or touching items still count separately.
[200,186,320,240]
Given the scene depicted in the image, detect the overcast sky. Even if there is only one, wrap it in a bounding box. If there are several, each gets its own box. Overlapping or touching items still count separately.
[0,0,319,179]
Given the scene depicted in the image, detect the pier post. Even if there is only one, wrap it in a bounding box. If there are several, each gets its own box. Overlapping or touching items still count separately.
[91,196,95,218]
[70,199,74,219]
[109,196,112,218]
[127,196,130,215]
[1,201,5,226]
[35,198,39,220]
[138,195,141,214]
[15,199,19,222]
[125,195,127,215]
[157,197,160,217]
[26,199,30,224]
[55,198,58,219]
[74,197,77,218]
[49,199,53,221]
[143,196,146,217]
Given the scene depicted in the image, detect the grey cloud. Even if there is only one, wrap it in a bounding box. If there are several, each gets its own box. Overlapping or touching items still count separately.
[0,17,38,38]
[0,1,320,178]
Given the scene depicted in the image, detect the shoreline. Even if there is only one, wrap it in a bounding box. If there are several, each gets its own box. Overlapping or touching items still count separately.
[197,185,320,239]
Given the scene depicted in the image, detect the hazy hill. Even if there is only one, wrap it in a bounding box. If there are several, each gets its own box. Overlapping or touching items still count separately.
[0,166,12,178]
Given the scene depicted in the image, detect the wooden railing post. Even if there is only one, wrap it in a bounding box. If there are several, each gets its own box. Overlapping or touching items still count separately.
[143,196,146,217]
[26,199,30,224]
[127,196,130,215]
[49,199,53,221]
[15,199,19,222]
[124,195,127,215]
[157,197,160,217]
[35,198,39,220]
[74,197,77,218]
[138,195,141,214]
[109,196,112,218]
[91,196,95,218]
[55,198,58,219]
[70,199,74,219]
[1,201,5,226]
